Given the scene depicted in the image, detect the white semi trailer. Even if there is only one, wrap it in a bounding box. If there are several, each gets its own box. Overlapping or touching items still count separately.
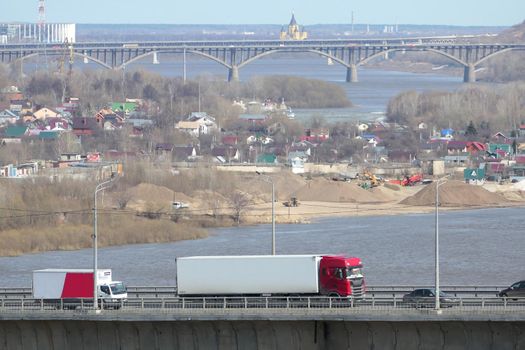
[176,255,365,297]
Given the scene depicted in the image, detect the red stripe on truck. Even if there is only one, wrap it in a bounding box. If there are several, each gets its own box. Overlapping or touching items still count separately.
[61,272,93,298]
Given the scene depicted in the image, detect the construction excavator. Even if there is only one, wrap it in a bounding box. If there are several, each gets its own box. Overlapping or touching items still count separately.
[358,171,382,189]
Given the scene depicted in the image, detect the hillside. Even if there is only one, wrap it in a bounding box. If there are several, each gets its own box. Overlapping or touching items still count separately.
[497,20,525,42]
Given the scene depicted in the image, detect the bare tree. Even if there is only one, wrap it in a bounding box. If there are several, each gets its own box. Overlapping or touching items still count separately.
[226,191,252,225]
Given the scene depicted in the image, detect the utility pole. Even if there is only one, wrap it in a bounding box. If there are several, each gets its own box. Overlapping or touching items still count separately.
[38,0,45,43]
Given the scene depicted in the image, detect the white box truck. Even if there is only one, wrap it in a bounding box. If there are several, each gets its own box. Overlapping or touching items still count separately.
[176,255,365,297]
[32,269,127,308]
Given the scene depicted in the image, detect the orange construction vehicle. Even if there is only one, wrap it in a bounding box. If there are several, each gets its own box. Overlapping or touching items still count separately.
[401,174,423,186]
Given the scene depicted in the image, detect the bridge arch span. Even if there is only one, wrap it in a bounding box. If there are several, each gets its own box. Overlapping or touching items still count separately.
[475,47,515,65]
[358,48,468,67]
[13,52,113,70]
[238,49,348,69]
[116,50,231,70]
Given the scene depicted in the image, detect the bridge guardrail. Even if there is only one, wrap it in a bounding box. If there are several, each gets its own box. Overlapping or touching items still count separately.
[1,296,524,313]
[0,285,506,299]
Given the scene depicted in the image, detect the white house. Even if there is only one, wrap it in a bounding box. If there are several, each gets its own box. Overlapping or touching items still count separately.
[177,112,218,136]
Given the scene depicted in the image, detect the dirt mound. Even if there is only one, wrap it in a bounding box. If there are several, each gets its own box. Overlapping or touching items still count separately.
[124,183,185,211]
[272,173,308,199]
[293,178,387,203]
[235,171,308,201]
[191,190,229,212]
[370,185,408,202]
[400,180,508,207]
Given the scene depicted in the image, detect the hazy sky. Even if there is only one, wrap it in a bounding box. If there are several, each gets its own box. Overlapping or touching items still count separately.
[1,0,524,26]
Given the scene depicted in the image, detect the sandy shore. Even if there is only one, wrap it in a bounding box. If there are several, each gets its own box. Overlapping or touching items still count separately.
[245,200,525,224]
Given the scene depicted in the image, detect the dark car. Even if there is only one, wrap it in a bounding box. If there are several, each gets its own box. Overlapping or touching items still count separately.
[402,288,458,307]
[499,280,525,299]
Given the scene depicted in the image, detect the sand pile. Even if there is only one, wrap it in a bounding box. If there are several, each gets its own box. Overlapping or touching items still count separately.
[236,172,308,201]
[400,180,508,207]
[124,183,191,211]
[293,178,387,203]
[513,180,525,191]
[190,190,230,213]
[370,185,408,202]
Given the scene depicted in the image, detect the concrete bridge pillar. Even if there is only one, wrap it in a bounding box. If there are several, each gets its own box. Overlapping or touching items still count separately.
[463,63,476,83]
[152,51,159,65]
[228,65,239,82]
[346,64,358,83]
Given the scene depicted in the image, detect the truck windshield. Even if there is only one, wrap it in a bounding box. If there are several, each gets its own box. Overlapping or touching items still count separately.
[346,266,363,279]
[110,282,127,295]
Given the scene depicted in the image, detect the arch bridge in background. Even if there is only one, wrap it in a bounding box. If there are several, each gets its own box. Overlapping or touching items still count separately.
[1,41,524,83]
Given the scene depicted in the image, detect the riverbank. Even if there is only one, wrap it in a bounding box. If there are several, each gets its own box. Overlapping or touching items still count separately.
[363,60,464,78]
[242,179,525,224]
[246,199,525,225]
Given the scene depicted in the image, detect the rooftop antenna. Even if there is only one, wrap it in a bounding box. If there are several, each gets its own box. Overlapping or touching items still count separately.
[351,11,354,33]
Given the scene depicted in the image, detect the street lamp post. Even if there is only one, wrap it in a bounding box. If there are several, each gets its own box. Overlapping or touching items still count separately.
[435,175,449,311]
[256,172,275,255]
[93,177,115,310]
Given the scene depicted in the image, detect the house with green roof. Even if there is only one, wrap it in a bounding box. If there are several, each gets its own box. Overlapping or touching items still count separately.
[38,131,60,140]
[111,102,137,115]
[257,154,277,164]
[4,125,28,138]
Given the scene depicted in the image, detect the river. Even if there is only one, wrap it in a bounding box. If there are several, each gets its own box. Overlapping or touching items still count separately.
[0,207,523,288]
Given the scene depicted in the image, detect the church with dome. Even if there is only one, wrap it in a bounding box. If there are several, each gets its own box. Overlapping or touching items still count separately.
[279,13,308,41]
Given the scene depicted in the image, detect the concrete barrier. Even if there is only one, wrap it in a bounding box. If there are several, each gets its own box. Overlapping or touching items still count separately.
[0,320,524,350]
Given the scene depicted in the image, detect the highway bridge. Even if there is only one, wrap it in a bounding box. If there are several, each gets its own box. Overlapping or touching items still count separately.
[1,286,524,349]
[1,38,524,83]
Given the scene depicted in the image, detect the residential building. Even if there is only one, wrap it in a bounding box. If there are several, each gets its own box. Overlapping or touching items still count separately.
[33,107,61,120]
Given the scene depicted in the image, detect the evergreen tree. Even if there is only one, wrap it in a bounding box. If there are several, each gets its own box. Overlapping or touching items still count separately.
[465,121,477,136]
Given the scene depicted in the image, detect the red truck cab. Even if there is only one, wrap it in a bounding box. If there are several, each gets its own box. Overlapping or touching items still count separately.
[319,256,365,297]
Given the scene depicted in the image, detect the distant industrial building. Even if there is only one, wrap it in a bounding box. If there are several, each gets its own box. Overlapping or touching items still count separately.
[0,23,76,44]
